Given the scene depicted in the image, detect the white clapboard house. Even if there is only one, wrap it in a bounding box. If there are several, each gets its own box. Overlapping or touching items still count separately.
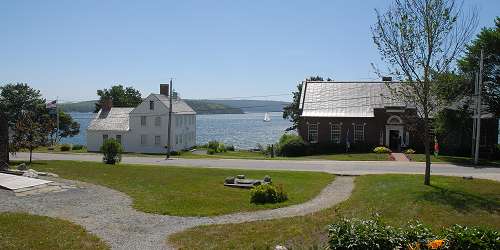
[87,84,196,153]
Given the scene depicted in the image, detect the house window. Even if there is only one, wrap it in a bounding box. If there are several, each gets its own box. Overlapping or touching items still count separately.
[141,135,147,145]
[141,116,146,126]
[354,124,365,142]
[116,134,122,144]
[308,123,319,143]
[149,101,154,110]
[103,134,108,141]
[155,117,161,127]
[155,136,161,145]
[330,124,341,143]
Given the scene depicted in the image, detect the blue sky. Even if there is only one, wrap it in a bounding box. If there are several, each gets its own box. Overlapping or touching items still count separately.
[1,0,499,102]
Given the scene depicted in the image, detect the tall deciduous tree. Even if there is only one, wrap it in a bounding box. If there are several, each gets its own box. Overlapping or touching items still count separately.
[0,83,47,163]
[283,76,332,131]
[11,111,52,164]
[372,0,477,185]
[459,17,500,117]
[95,85,142,112]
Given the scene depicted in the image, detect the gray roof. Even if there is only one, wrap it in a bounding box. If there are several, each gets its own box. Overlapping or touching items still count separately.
[87,108,133,131]
[299,81,408,117]
[153,94,196,114]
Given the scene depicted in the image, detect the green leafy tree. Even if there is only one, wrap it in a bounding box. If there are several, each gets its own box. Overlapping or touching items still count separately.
[11,111,52,164]
[49,110,80,144]
[458,17,500,117]
[94,85,142,112]
[283,76,332,131]
[372,0,477,185]
[0,83,47,163]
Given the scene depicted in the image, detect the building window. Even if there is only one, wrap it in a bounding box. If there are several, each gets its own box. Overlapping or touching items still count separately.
[141,116,146,126]
[330,124,341,143]
[141,135,147,145]
[155,117,161,127]
[308,123,318,143]
[175,135,179,145]
[116,134,122,144]
[155,136,161,145]
[149,101,154,110]
[354,124,365,142]
[103,134,108,141]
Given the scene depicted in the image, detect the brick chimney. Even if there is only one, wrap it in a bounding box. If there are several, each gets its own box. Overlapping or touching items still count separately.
[102,97,113,112]
[160,84,169,96]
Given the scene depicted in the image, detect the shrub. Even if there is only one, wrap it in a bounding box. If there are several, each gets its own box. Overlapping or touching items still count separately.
[217,142,227,153]
[404,148,416,154]
[60,144,72,151]
[328,218,500,250]
[100,139,123,164]
[170,151,181,156]
[207,148,216,155]
[328,217,404,250]
[277,134,307,157]
[250,184,288,204]
[72,144,85,150]
[443,225,500,250]
[373,146,391,154]
[225,144,235,151]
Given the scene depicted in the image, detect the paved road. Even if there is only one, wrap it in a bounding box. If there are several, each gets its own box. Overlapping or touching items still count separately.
[12,152,500,181]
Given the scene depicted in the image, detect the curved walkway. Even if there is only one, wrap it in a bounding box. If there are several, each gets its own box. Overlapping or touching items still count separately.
[0,176,354,250]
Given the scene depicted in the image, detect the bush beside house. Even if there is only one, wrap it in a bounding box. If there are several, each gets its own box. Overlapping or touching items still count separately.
[100,139,123,164]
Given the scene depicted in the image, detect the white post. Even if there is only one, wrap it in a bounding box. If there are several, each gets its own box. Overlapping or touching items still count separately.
[474,50,483,165]
[56,96,59,145]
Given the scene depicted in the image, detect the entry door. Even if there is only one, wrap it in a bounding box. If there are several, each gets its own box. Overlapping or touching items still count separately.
[389,130,400,151]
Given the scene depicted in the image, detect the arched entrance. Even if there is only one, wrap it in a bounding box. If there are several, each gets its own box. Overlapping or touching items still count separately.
[385,115,404,151]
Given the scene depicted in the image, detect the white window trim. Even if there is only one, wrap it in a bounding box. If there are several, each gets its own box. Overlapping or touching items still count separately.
[353,123,366,143]
[330,122,342,144]
[307,122,319,143]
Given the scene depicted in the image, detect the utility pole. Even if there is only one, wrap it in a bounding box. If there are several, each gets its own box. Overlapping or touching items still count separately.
[56,96,59,145]
[166,79,173,159]
[474,50,483,165]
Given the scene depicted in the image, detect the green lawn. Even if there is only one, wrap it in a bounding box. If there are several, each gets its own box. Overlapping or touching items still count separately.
[0,212,108,250]
[407,153,500,166]
[178,151,390,161]
[30,160,333,216]
[32,146,391,161]
[170,174,500,249]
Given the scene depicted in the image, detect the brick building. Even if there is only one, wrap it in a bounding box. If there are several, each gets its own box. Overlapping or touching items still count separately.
[297,81,499,153]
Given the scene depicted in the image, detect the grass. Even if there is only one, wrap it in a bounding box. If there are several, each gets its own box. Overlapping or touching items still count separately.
[32,145,391,161]
[29,160,334,216]
[176,150,390,161]
[169,174,500,249]
[0,212,108,250]
[407,153,500,166]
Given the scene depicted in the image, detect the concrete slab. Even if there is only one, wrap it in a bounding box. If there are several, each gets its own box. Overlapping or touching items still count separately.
[0,173,52,190]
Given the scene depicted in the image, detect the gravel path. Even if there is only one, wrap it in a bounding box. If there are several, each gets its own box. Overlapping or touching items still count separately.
[0,176,354,250]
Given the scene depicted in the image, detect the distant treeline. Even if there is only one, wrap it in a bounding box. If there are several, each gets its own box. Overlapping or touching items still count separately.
[59,99,289,114]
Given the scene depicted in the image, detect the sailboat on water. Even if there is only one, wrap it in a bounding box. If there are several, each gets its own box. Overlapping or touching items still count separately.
[263,112,271,122]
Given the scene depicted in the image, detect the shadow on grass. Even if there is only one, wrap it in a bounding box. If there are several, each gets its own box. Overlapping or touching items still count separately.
[418,184,500,213]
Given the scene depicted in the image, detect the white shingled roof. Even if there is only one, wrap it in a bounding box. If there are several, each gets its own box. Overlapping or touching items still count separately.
[299,81,407,117]
[87,108,133,131]
[153,94,196,114]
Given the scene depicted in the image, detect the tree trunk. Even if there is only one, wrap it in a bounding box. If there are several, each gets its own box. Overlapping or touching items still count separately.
[29,148,33,164]
[423,119,431,185]
[0,113,9,166]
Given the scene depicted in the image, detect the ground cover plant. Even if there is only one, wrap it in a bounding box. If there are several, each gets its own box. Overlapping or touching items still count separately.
[30,160,333,216]
[169,174,500,249]
[0,212,108,250]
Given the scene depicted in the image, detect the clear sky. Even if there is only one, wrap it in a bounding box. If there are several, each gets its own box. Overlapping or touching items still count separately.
[1,0,498,102]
